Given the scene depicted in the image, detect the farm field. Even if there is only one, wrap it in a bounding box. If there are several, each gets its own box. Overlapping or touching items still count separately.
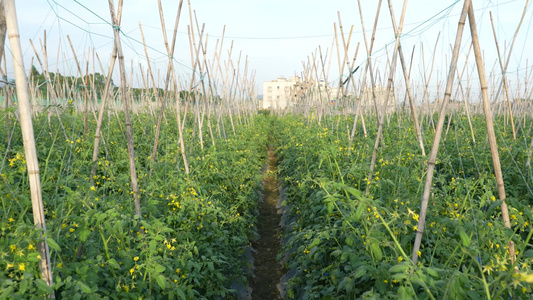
[273,113,533,299]
[1,110,268,299]
[1,109,533,299]
[1,0,533,299]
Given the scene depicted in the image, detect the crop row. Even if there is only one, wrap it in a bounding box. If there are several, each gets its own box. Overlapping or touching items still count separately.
[275,114,533,299]
[0,110,268,299]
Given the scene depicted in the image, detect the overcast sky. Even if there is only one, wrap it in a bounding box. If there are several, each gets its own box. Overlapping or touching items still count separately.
[8,0,533,99]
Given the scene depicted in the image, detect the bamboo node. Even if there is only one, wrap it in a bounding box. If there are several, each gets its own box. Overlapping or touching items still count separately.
[28,170,40,175]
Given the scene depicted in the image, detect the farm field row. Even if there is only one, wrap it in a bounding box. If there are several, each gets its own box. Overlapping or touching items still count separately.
[1,110,268,299]
[2,109,533,299]
[273,113,533,299]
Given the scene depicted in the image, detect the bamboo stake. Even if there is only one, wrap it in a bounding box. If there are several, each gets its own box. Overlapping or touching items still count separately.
[108,0,141,217]
[489,11,516,140]
[150,0,184,176]
[492,0,530,109]
[66,35,89,119]
[468,3,516,265]
[365,0,407,194]
[90,1,122,183]
[356,0,383,124]
[29,34,69,140]
[411,0,470,264]
[387,0,426,155]
[4,0,54,290]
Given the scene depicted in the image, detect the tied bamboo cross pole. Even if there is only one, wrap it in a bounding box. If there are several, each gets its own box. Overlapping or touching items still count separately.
[365,0,407,195]
[411,0,470,264]
[386,0,425,156]
[149,0,184,177]
[4,0,54,290]
[28,34,69,141]
[66,35,90,135]
[491,0,529,117]
[452,43,476,144]
[489,11,517,140]
[108,0,141,217]
[90,0,122,184]
[468,3,516,265]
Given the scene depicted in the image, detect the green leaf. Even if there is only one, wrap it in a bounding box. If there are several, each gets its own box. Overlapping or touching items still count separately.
[176,287,187,299]
[523,250,533,258]
[78,281,92,294]
[327,202,334,215]
[398,286,409,300]
[308,237,320,249]
[370,242,382,261]
[35,279,54,295]
[78,227,91,243]
[346,234,354,247]
[354,266,366,279]
[459,227,471,247]
[149,240,157,254]
[96,213,107,223]
[155,264,165,273]
[426,267,439,278]
[156,274,166,289]
[47,237,61,252]
[19,278,30,294]
[389,263,410,274]
[354,204,365,221]
[108,258,120,270]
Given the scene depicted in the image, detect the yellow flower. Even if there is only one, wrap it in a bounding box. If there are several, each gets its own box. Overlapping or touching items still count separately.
[6,263,14,270]
[70,228,75,233]
[18,263,25,271]
[398,256,403,262]
[519,272,533,283]
[130,268,134,276]
[90,186,96,191]
[133,256,139,262]
[417,251,421,257]
[8,217,14,222]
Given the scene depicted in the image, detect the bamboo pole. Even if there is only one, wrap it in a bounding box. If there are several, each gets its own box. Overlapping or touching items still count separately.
[149,0,184,176]
[468,3,516,265]
[489,11,516,140]
[411,0,470,264]
[29,34,69,140]
[90,1,122,183]
[107,0,141,217]
[387,0,426,156]
[356,0,382,123]
[491,0,529,108]
[365,0,407,194]
[4,0,54,290]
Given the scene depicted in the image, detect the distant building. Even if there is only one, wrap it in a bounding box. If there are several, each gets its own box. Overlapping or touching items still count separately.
[262,76,301,109]
[262,76,354,109]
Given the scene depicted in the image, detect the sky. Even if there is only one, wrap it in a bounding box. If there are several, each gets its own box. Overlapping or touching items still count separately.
[7,0,533,100]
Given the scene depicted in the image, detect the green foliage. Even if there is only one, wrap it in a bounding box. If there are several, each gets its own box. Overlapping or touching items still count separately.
[274,114,533,299]
[0,109,269,298]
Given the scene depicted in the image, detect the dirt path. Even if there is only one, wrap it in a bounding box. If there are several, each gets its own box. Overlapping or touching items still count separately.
[250,146,282,300]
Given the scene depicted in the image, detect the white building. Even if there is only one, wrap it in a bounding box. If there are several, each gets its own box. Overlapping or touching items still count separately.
[262,76,302,109]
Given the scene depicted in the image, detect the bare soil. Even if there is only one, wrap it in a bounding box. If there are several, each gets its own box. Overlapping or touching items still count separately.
[250,146,282,300]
